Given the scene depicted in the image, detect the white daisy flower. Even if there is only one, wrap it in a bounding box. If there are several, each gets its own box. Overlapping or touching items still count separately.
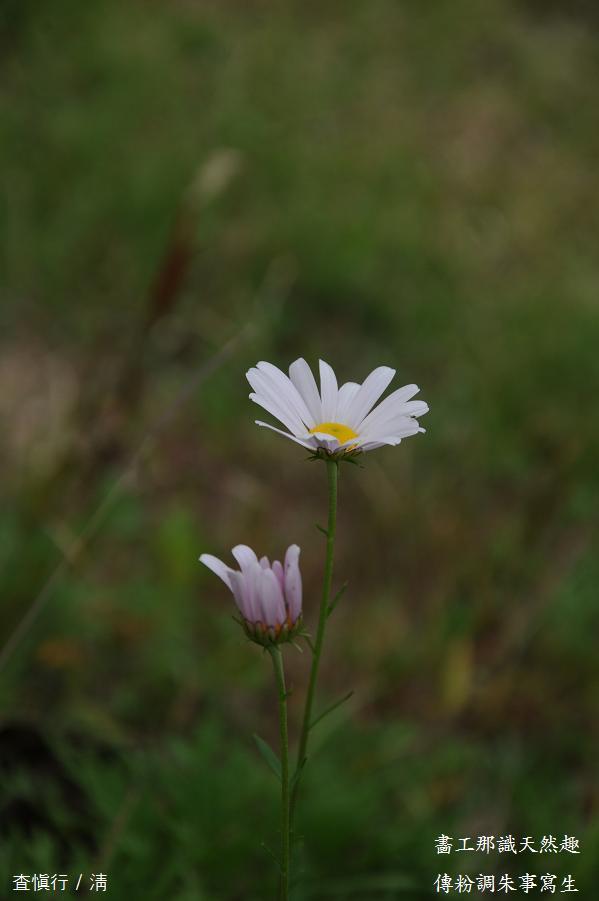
[246,358,429,455]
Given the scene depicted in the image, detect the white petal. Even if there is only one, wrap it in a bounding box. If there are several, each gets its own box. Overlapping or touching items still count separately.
[399,400,429,417]
[248,365,305,422]
[289,358,322,425]
[336,381,360,422]
[357,418,423,451]
[319,359,339,422]
[357,384,422,434]
[360,417,422,442]
[383,415,425,436]
[255,361,313,427]
[319,437,345,453]
[360,417,416,439]
[346,366,396,428]
[309,430,341,445]
[255,420,315,450]
[248,369,306,435]
[337,435,362,448]
[249,391,303,437]
[358,438,402,452]
[231,544,258,571]
[199,553,234,589]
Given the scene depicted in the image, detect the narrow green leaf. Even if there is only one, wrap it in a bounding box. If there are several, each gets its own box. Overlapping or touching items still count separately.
[252,733,281,781]
[315,523,329,537]
[327,581,348,616]
[291,756,307,792]
[310,691,354,730]
[260,841,282,871]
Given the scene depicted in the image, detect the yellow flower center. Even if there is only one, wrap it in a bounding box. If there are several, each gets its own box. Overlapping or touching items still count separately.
[309,421,358,444]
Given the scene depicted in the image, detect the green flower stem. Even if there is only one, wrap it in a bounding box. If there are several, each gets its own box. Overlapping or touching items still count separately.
[269,645,290,901]
[291,457,339,822]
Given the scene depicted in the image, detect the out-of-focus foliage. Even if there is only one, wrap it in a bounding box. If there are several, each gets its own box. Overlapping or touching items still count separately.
[1,0,598,898]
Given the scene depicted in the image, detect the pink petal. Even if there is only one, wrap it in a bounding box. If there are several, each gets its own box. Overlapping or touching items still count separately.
[272,560,285,591]
[231,545,258,572]
[258,568,286,628]
[228,570,253,621]
[284,544,302,623]
[199,554,234,589]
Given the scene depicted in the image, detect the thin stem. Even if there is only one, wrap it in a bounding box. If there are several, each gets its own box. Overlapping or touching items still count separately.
[291,457,339,822]
[269,645,290,901]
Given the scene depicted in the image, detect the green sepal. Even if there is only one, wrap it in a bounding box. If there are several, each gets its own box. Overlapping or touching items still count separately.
[241,616,304,648]
[296,629,314,654]
[305,447,363,464]
[340,452,365,467]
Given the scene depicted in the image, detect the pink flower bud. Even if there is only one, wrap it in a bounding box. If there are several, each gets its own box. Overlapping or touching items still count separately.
[200,544,303,646]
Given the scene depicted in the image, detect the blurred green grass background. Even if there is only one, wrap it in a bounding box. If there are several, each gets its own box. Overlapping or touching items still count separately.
[1,0,598,898]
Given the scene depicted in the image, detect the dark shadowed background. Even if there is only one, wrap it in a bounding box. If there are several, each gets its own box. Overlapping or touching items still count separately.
[1,1,598,898]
